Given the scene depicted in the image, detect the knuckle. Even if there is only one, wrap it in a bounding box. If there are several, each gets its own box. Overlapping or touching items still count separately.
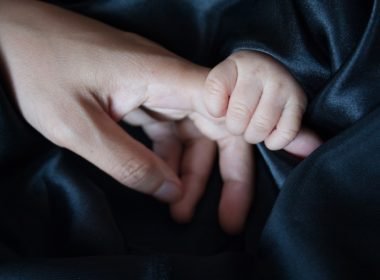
[205,75,227,99]
[277,127,298,143]
[229,103,252,120]
[252,114,272,133]
[244,131,262,144]
[116,159,156,190]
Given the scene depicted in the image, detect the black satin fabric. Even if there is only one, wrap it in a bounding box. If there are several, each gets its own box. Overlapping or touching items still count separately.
[0,0,379,279]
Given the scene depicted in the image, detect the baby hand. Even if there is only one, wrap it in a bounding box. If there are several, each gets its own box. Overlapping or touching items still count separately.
[204,51,307,150]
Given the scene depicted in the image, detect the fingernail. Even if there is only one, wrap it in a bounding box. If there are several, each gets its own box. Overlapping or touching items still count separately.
[154,180,182,202]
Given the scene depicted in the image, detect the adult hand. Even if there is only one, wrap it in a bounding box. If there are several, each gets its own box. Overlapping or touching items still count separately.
[126,109,321,234]
[0,0,208,202]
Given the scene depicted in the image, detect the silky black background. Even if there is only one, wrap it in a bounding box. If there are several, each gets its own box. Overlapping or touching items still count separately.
[0,0,379,279]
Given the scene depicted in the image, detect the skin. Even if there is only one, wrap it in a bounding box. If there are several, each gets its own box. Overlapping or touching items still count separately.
[0,0,322,234]
[205,51,308,150]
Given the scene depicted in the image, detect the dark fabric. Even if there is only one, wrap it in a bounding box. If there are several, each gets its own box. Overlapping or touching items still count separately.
[0,0,379,279]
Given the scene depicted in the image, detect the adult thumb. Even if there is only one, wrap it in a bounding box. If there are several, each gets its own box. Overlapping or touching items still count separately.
[51,99,182,203]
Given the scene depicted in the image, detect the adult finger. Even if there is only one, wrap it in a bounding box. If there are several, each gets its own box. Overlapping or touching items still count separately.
[170,119,216,223]
[142,63,210,117]
[51,100,182,203]
[143,121,183,175]
[283,127,323,158]
[124,109,183,174]
[217,136,254,234]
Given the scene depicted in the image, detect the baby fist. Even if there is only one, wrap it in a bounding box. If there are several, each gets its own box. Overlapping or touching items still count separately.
[204,51,307,150]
